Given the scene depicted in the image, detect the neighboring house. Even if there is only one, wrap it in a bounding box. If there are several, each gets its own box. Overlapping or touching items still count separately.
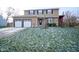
[58,15,64,26]
[13,8,59,28]
[0,15,7,27]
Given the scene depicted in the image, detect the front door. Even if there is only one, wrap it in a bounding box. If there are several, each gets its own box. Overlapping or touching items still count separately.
[38,18,43,26]
[38,18,48,28]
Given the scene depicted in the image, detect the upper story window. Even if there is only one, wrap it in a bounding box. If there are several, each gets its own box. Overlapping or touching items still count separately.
[45,9,53,14]
[48,9,52,14]
[28,10,36,15]
[27,9,53,15]
[34,10,37,15]
[38,10,42,14]
[30,10,33,14]
[33,10,35,15]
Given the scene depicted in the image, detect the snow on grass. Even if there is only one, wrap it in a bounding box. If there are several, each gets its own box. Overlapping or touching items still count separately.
[0,27,79,52]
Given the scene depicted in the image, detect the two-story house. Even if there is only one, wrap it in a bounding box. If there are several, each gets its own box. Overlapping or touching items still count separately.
[13,8,59,28]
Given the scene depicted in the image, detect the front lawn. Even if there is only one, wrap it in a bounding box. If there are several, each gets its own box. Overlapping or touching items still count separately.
[0,27,79,52]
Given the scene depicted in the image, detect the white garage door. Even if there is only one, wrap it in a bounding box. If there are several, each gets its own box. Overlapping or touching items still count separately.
[24,20,31,27]
[15,21,22,27]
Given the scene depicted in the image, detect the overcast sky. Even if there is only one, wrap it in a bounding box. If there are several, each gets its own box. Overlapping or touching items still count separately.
[0,0,61,10]
[0,0,79,22]
[0,0,79,16]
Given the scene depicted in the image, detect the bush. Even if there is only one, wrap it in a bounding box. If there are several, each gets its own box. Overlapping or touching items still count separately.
[47,23,57,27]
[0,26,7,28]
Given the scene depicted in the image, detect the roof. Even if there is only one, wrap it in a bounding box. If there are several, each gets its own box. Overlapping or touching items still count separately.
[13,15,59,18]
[59,15,64,19]
[24,8,59,11]
[59,15,64,17]
[13,15,37,18]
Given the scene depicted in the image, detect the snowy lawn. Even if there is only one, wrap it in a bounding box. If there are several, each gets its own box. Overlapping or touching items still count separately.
[0,27,79,52]
[0,28,24,38]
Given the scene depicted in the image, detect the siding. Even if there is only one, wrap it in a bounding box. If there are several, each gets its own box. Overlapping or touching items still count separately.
[24,8,59,17]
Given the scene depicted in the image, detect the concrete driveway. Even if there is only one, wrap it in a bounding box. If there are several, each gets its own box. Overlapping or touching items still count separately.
[0,27,24,38]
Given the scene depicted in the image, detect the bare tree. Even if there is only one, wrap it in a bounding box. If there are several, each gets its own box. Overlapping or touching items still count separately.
[63,11,77,27]
[0,8,3,16]
[6,7,15,22]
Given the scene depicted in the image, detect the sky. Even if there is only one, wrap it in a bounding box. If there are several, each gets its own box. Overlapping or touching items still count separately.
[0,0,61,10]
[0,0,79,16]
[0,0,79,22]
[59,7,79,16]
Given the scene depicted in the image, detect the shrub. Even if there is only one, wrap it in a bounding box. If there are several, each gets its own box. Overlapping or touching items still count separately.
[47,23,57,27]
[0,26,7,28]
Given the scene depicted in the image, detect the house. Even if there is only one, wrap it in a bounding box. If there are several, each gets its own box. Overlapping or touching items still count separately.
[13,8,59,28]
[58,15,64,27]
[0,15,7,27]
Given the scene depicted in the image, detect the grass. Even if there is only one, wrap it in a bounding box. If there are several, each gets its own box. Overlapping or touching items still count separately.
[0,27,79,52]
[74,25,79,29]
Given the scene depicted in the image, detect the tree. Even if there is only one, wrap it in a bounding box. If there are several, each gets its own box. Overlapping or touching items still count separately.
[63,11,77,27]
[0,9,7,27]
[0,9,3,16]
[5,7,16,27]
[6,7,15,22]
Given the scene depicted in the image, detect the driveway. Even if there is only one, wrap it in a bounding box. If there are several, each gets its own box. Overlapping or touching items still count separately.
[0,27,24,38]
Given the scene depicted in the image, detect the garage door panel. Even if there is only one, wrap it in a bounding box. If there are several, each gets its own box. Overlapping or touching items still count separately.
[24,20,31,27]
[15,21,22,27]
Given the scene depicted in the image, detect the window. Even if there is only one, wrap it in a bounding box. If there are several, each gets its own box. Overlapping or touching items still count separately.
[48,9,52,14]
[30,10,33,14]
[33,10,35,15]
[48,18,52,23]
[35,10,37,15]
[28,10,35,15]
[38,10,42,14]
[39,19,42,25]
